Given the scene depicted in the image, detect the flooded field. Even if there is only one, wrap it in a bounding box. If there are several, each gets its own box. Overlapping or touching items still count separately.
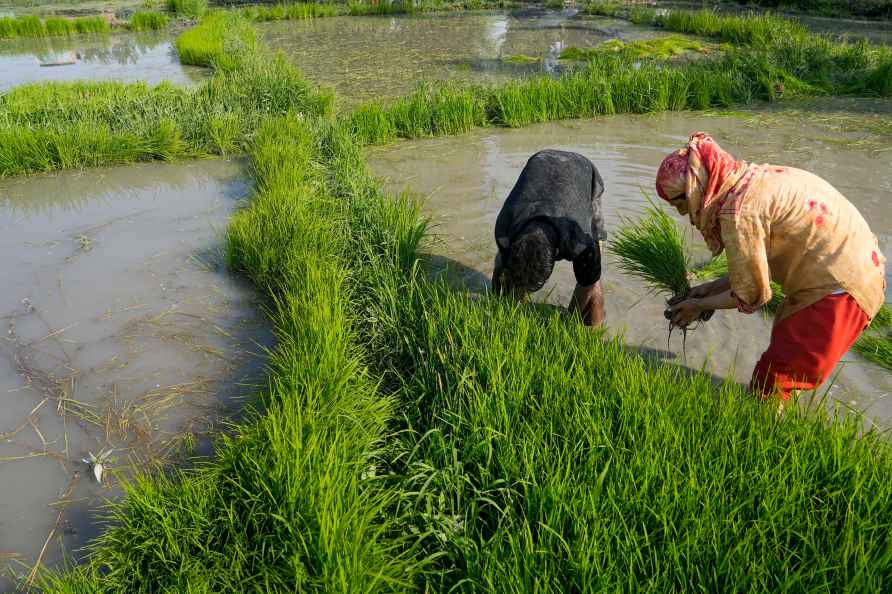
[367,97,892,427]
[259,9,658,108]
[0,30,206,92]
[0,160,270,589]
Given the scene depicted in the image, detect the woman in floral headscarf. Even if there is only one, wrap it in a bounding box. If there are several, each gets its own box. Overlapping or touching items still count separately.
[658,132,886,400]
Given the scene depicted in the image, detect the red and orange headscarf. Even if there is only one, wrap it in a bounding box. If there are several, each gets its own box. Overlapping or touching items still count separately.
[655,132,750,255]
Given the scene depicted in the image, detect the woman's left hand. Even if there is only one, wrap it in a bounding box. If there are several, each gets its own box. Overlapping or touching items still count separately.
[668,298,703,328]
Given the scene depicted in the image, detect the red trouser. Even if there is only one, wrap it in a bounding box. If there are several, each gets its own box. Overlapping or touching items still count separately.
[750,293,869,400]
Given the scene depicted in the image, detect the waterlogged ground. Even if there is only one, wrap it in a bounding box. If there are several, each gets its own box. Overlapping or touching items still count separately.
[0,160,271,590]
[662,1,892,46]
[259,9,659,108]
[0,29,206,92]
[367,97,892,428]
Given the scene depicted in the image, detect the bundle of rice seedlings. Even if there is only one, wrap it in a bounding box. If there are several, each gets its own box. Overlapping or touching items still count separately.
[609,200,714,335]
[609,201,692,299]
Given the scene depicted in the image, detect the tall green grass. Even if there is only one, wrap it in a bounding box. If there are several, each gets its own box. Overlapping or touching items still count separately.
[240,2,338,21]
[167,0,207,18]
[175,11,256,69]
[0,14,108,38]
[129,11,169,31]
[347,55,741,144]
[41,115,430,593]
[737,0,892,19]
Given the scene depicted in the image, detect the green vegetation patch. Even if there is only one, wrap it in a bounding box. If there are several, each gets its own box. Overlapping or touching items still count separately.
[175,11,256,69]
[0,14,108,38]
[129,11,169,31]
[562,35,716,62]
[240,2,338,21]
[0,21,331,177]
[167,0,207,19]
[503,53,541,64]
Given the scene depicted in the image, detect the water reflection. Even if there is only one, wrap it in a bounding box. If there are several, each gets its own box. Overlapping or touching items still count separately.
[0,30,207,91]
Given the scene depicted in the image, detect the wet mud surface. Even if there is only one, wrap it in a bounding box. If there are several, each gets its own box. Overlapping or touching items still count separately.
[0,159,271,589]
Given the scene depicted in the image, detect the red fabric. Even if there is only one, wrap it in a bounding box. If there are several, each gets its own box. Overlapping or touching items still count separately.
[750,293,869,400]
[655,133,749,255]
[687,132,746,215]
[655,149,687,201]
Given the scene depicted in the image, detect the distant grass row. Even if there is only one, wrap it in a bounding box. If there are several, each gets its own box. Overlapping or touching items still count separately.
[345,6,892,145]
[0,0,515,40]
[0,13,331,177]
[0,14,108,38]
[722,0,892,19]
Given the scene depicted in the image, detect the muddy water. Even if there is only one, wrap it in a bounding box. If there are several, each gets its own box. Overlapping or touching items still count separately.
[0,160,270,589]
[260,10,658,108]
[367,97,892,427]
[0,30,206,92]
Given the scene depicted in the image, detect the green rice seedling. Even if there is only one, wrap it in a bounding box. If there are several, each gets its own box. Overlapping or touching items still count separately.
[583,0,622,17]
[129,11,169,31]
[245,3,337,22]
[853,331,892,371]
[44,17,73,36]
[867,58,892,96]
[872,304,892,329]
[609,200,691,299]
[503,53,540,64]
[347,0,411,16]
[167,0,207,18]
[628,5,657,25]
[175,12,256,70]
[0,15,44,38]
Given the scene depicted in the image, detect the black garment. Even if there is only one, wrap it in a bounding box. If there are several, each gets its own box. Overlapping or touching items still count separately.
[494,150,605,286]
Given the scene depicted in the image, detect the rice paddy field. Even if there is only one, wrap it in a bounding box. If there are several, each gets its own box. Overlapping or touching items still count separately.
[257,8,667,108]
[1,2,892,591]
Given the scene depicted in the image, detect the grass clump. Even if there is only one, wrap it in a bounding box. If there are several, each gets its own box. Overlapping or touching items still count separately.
[175,12,256,70]
[240,2,338,21]
[560,35,714,62]
[0,15,108,38]
[348,53,741,142]
[41,115,428,593]
[129,11,169,31]
[347,0,416,15]
[167,0,207,18]
[503,53,541,64]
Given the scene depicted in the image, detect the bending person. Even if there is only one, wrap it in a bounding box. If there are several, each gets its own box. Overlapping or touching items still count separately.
[660,132,886,400]
[493,149,606,326]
